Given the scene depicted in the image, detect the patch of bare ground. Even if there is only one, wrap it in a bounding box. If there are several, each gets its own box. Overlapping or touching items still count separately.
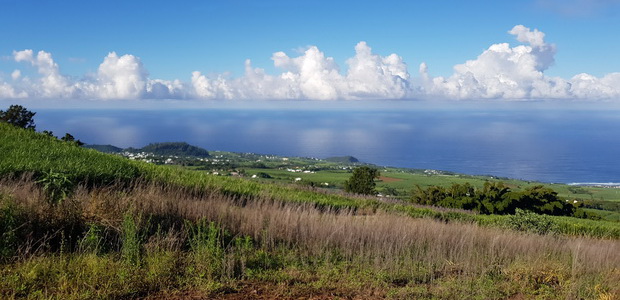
[377,176,403,182]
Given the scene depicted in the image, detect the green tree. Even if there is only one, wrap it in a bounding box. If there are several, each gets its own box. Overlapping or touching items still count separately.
[0,104,36,129]
[60,133,84,146]
[344,166,380,195]
[477,181,511,214]
[517,185,574,216]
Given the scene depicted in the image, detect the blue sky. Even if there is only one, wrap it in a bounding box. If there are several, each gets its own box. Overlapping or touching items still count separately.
[1,0,620,101]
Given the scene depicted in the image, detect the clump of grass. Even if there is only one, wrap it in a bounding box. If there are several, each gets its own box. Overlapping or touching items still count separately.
[121,212,143,266]
[0,195,18,260]
[185,219,225,282]
[78,222,104,254]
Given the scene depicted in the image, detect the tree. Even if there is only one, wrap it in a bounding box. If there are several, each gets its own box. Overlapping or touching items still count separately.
[0,105,36,129]
[344,166,380,195]
[60,133,84,146]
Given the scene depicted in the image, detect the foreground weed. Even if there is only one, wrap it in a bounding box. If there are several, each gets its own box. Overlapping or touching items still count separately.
[0,197,18,260]
[78,222,104,254]
[121,213,143,265]
[185,219,226,282]
[36,169,73,205]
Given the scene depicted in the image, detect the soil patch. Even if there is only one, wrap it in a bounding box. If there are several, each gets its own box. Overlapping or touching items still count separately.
[378,176,403,183]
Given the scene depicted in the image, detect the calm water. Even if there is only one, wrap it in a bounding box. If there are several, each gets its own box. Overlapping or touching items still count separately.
[31,101,620,184]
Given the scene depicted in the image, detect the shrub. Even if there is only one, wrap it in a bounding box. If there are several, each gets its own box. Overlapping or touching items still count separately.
[505,209,558,235]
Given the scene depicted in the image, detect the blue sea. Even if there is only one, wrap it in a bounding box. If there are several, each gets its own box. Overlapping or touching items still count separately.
[28,100,620,184]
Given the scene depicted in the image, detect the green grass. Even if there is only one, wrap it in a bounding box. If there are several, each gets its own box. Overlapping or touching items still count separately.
[2,122,620,238]
[0,123,143,185]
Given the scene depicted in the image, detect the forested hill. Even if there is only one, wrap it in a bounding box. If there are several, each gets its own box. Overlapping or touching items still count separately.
[87,142,210,158]
[83,144,123,153]
[325,156,359,163]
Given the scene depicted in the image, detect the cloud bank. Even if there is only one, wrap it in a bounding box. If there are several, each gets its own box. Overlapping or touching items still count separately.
[1,25,619,101]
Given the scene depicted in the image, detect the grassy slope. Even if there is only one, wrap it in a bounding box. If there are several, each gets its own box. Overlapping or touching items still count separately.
[1,122,619,238]
[2,122,620,299]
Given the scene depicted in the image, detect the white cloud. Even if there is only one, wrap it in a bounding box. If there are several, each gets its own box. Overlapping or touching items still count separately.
[418,25,620,100]
[418,25,562,99]
[1,25,620,101]
[190,43,409,100]
[345,41,410,99]
[95,52,148,99]
[569,72,620,99]
[13,49,75,98]
[0,82,28,98]
[4,50,181,100]
[11,70,21,80]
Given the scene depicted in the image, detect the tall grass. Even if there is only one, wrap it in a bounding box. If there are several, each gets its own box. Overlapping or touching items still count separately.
[1,177,619,298]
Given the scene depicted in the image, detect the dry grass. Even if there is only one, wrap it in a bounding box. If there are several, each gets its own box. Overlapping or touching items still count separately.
[2,176,619,298]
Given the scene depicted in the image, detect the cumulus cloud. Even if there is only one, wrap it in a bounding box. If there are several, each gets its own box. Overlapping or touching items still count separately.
[11,70,21,80]
[13,49,75,98]
[3,50,186,100]
[418,25,561,99]
[0,82,27,98]
[418,25,620,100]
[190,43,409,100]
[96,52,148,99]
[1,25,620,101]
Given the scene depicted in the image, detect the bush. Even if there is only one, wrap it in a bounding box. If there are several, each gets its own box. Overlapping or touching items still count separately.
[505,209,558,235]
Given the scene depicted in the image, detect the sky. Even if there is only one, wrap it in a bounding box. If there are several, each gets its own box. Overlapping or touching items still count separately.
[1,0,620,101]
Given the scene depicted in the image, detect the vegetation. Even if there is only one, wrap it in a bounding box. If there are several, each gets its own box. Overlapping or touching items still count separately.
[1,117,620,298]
[0,104,36,130]
[83,144,123,153]
[411,182,582,217]
[60,133,84,146]
[344,166,380,195]
[129,142,210,158]
[1,175,618,299]
[325,155,359,163]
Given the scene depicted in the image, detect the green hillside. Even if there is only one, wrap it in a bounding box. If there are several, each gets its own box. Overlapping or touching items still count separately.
[131,142,210,157]
[325,155,360,163]
[83,144,123,153]
[1,122,619,299]
[84,142,211,157]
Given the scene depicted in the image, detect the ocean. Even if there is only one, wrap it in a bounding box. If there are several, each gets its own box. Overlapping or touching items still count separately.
[30,100,620,184]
